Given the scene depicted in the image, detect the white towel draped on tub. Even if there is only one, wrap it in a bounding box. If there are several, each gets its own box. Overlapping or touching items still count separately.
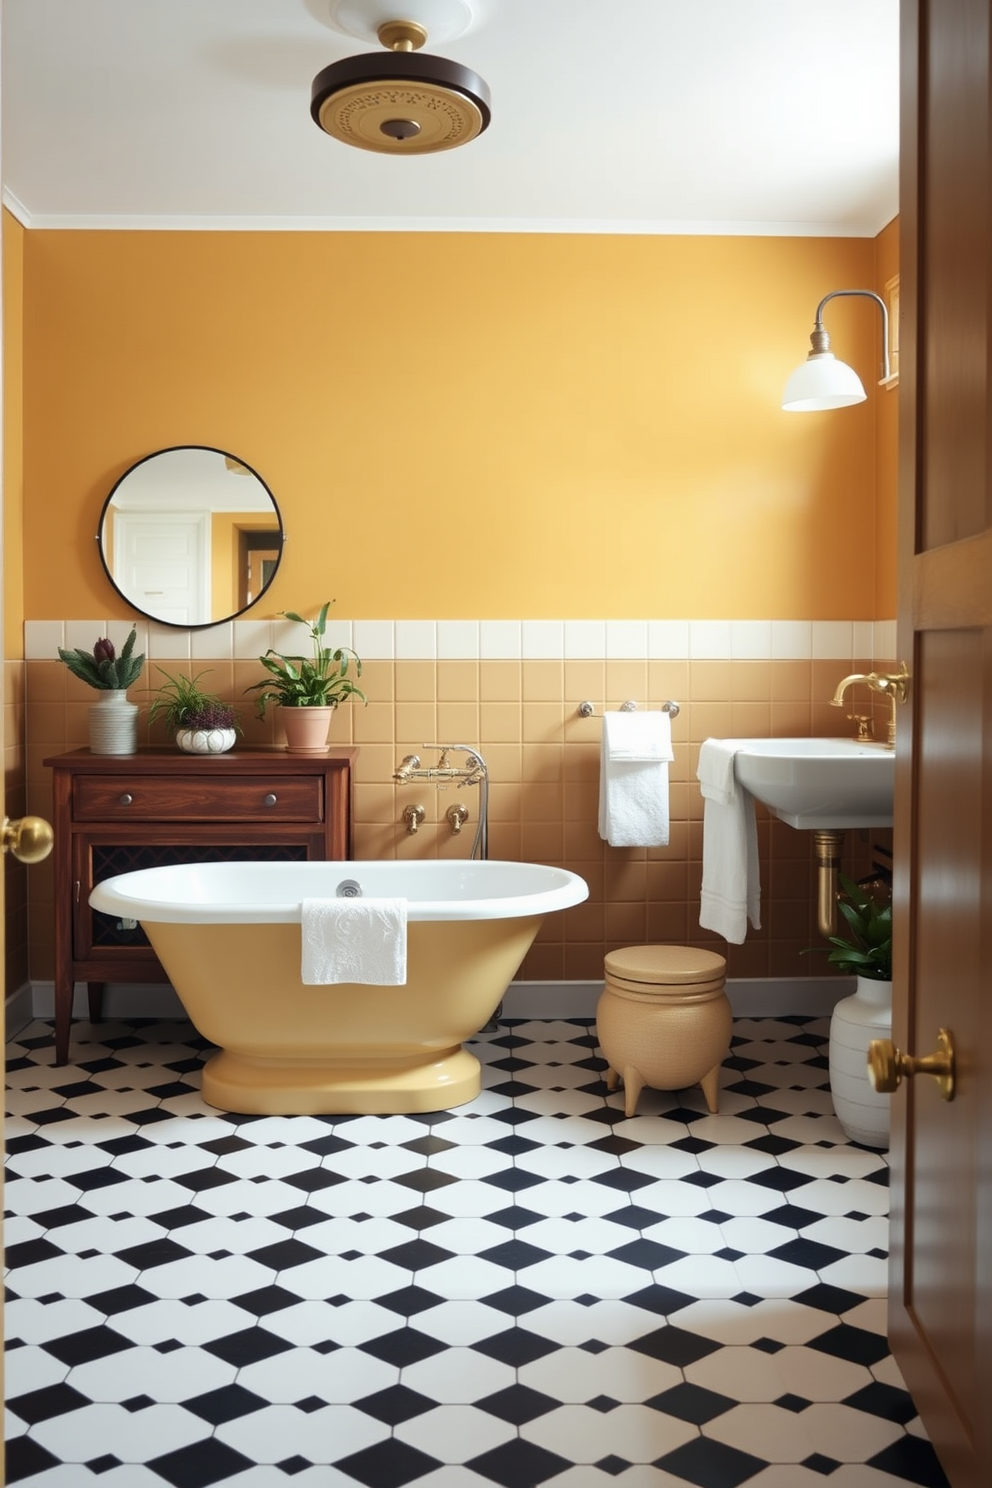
[696,739,761,945]
[301,897,408,985]
[598,710,674,847]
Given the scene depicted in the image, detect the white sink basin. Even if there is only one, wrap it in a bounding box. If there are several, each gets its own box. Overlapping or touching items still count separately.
[732,737,895,829]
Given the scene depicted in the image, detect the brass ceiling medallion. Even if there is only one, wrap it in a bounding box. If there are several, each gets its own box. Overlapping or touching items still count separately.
[310,19,491,154]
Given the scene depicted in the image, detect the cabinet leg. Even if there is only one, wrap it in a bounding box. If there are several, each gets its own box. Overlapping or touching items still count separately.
[88,982,106,1024]
[54,976,72,1066]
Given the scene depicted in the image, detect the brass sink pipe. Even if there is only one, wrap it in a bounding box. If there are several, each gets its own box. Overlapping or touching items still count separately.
[813,829,845,938]
[830,663,909,748]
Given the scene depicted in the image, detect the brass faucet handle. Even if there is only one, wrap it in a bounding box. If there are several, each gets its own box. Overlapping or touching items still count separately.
[848,714,874,741]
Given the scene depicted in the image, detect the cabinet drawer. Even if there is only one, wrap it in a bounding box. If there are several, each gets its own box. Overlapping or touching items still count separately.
[74,775,324,823]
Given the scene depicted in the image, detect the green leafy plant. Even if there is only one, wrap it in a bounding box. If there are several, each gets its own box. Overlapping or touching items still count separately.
[815,872,893,981]
[58,628,144,690]
[244,602,366,719]
[147,668,241,734]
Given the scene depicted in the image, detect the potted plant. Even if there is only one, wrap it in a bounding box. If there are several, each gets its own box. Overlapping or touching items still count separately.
[148,668,242,754]
[58,627,145,755]
[817,873,893,1150]
[244,602,366,755]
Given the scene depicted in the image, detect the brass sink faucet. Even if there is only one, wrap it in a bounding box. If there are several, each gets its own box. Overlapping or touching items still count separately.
[830,663,910,749]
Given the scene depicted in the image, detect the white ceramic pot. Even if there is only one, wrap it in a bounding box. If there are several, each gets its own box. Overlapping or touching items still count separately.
[176,727,238,755]
[829,975,892,1149]
[89,689,138,755]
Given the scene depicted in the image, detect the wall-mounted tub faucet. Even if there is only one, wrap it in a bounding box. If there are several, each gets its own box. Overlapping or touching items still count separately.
[446,803,469,835]
[402,803,425,834]
[393,744,490,858]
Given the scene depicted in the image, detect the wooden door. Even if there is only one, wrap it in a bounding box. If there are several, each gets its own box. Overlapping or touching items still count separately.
[889,3,992,1484]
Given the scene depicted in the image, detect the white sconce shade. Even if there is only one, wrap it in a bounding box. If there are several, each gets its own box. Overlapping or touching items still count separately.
[782,289,889,413]
[782,352,867,412]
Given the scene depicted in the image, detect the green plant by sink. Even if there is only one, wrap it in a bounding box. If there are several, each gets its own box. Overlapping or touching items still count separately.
[817,872,892,981]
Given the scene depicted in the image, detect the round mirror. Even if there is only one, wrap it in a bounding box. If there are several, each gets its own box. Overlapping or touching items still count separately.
[97,446,285,629]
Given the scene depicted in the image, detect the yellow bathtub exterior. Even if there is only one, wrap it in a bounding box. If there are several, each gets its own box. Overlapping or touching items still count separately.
[143,915,543,1115]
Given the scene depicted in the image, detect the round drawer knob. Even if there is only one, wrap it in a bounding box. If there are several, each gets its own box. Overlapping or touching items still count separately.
[119,793,133,806]
[263,793,278,807]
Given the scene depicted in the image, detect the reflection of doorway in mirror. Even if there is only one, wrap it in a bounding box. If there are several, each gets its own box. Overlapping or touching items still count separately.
[114,511,211,626]
[239,529,282,609]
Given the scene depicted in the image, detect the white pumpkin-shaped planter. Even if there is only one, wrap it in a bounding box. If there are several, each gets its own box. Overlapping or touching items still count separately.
[176,726,238,755]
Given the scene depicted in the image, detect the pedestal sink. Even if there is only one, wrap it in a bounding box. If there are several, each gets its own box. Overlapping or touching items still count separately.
[732,738,895,830]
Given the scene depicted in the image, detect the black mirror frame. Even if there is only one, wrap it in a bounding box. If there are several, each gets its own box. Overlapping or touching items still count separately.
[96,445,285,630]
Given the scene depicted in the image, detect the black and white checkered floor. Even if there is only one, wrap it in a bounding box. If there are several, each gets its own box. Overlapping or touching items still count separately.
[5,1015,951,1488]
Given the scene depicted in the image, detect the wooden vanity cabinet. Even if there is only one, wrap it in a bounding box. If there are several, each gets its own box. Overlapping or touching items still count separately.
[43,747,357,1065]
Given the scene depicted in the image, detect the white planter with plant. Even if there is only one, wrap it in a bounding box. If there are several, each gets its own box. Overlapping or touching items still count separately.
[58,628,145,755]
[147,669,241,754]
[245,602,366,754]
[822,873,893,1150]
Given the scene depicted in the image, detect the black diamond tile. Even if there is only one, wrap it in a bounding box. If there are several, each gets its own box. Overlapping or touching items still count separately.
[390,1204,451,1232]
[730,1291,764,1308]
[393,1166,458,1193]
[171,1167,238,1192]
[123,1107,178,1126]
[7,1380,92,1425]
[182,1383,271,1425]
[485,1205,544,1231]
[802,1453,842,1474]
[147,1204,213,1230]
[30,1202,97,1230]
[768,1237,848,1271]
[148,1438,256,1488]
[268,1204,330,1231]
[197,1135,255,1157]
[485,1133,542,1157]
[4,1133,51,1155]
[354,1383,438,1425]
[587,1133,645,1156]
[400,1134,457,1156]
[587,1394,621,1412]
[276,1457,312,1475]
[87,1455,123,1473]
[808,1322,892,1366]
[3,1237,65,1269]
[42,1325,133,1367]
[479,1285,551,1316]
[723,1079,777,1096]
[866,1436,952,1487]
[794,1282,870,1315]
[595,1455,633,1476]
[487,1106,540,1126]
[121,1395,156,1412]
[752,1336,786,1353]
[335,1438,442,1487]
[377,1285,446,1317]
[481,1167,545,1193]
[762,1203,828,1230]
[646,1381,736,1423]
[294,1396,327,1413]
[775,1392,813,1412]
[84,1283,159,1316]
[4,1437,61,1482]
[670,1135,718,1154]
[379,1238,455,1271]
[282,1167,347,1192]
[657,1435,767,1487]
[245,1238,324,1271]
[116,1237,194,1271]
[472,1326,561,1367]
[299,1132,356,1157]
[682,1170,723,1188]
[744,1132,804,1156]
[748,1165,815,1192]
[230,1284,302,1317]
[146,1079,198,1098]
[602,1204,665,1231]
[623,1283,698,1316]
[94,1132,155,1156]
[478,1238,552,1271]
[71,1165,133,1192]
[843,1380,918,1424]
[589,1167,655,1192]
[477,1382,559,1425]
[360,1328,448,1368]
[25,1105,77,1125]
[467,1437,571,1487]
[202,1327,294,1367]
[608,1238,684,1270]
[630,1326,721,1367]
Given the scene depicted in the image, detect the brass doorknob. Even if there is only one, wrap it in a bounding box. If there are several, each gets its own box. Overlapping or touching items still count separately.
[1,815,54,864]
[868,1028,956,1101]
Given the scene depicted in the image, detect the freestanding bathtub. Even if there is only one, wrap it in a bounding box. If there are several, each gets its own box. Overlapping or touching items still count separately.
[89,860,588,1115]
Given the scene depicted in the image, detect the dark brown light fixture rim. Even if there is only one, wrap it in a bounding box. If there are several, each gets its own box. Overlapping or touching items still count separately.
[310,50,492,132]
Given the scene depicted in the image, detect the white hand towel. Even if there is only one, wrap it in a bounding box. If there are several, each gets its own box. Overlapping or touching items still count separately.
[301,897,408,985]
[598,710,674,847]
[696,738,761,945]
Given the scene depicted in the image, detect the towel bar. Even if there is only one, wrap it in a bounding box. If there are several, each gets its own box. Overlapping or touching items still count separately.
[578,699,679,719]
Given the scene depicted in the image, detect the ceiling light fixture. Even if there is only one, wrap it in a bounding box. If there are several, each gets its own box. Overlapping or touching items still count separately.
[310,19,491,154]
[782,289,891,412]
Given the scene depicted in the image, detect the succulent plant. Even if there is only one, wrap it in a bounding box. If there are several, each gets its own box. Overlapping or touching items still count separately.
[58,628,144,690]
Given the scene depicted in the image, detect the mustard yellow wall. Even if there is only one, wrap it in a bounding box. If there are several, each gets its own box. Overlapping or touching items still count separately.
[21,230,886,623]
[3,214,25,657]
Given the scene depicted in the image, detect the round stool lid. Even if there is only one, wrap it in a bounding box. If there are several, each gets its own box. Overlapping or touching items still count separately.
[604,944,726,986]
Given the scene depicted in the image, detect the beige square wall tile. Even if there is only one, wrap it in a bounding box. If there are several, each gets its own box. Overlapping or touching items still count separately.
[522,702,565,743]
[522,660,563,702]
[564,660,605,706]
[605,660,649,704]
[480,701,522,743]
[437,661,479,702]
[395,701,437,746]
[480,661,522,702]
[395,661,437,703]
[436,702,480,742]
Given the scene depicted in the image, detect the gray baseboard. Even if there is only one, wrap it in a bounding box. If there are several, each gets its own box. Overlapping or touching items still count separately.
[24,976,849,1027]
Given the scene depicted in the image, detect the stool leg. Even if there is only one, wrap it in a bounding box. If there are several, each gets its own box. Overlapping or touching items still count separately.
[622,1066,644,1119]
[699,1062,721,1114]
[605,1066,620,1092]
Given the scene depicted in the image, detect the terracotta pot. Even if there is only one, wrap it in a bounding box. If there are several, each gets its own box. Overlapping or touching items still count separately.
[279,705,335,755]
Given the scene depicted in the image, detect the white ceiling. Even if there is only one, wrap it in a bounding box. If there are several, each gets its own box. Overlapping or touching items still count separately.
[1,0,899,235]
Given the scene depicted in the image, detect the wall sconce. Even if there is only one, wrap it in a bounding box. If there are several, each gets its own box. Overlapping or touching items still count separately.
[782,289,891,412]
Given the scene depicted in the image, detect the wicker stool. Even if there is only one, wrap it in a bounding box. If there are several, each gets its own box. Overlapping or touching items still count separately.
[596,945,731,1117]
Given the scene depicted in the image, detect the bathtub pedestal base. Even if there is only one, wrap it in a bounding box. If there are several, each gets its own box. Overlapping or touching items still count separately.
[201,1044,482,1116]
